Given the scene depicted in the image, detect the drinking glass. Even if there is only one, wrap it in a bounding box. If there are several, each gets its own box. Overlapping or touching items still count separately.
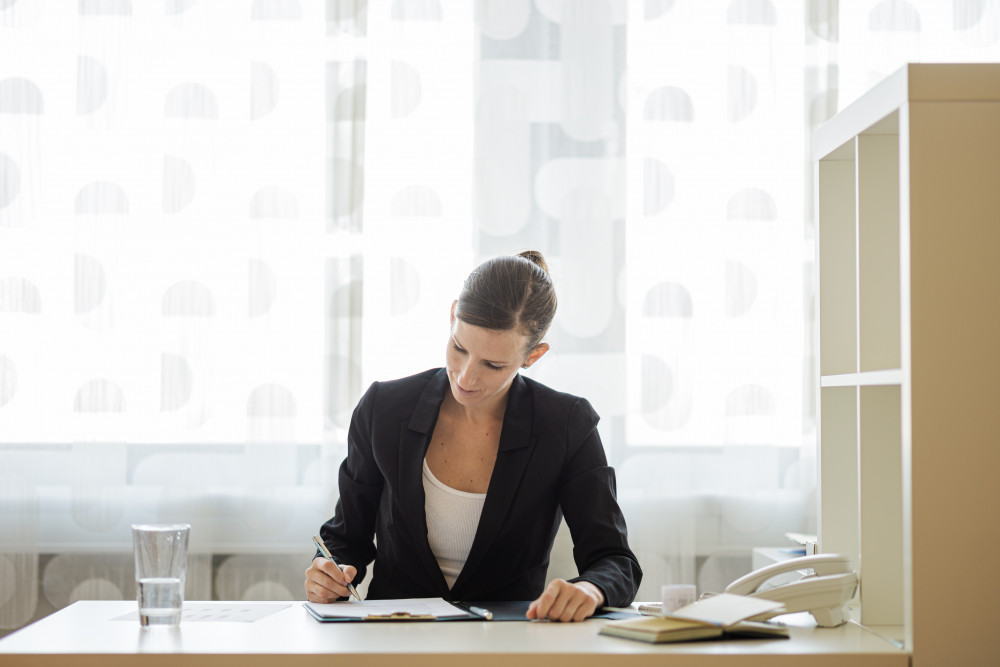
[132,523,190,627]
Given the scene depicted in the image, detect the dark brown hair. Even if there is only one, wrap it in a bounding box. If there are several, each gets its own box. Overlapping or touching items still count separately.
[454,251,557,353]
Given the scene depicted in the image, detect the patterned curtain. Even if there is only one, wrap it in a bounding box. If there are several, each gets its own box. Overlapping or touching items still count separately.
[2,0,999,634]
[0,0,368,631]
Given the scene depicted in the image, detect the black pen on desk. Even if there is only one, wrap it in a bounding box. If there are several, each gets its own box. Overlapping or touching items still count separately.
[312,535,362,601]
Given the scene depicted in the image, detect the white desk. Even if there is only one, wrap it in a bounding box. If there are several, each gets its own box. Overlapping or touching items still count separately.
[0,601,907,667]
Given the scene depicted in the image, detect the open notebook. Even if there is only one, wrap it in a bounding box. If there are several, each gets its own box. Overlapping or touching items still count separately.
[599,594,790,643]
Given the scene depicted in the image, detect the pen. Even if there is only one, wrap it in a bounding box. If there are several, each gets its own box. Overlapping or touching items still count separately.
[469,605,493,621]
[312,535,362,601]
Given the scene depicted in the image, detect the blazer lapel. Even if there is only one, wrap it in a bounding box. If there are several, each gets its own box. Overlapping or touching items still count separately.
[397,369,450,593]
[451,374,534,594]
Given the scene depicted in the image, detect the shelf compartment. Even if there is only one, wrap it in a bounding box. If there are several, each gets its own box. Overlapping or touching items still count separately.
[858,385,903,627]
[817,386,858,565]
[857,130,901,373]
[818,157,857,376]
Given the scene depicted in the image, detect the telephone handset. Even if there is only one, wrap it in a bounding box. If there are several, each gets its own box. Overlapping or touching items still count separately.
[724,554,859,628]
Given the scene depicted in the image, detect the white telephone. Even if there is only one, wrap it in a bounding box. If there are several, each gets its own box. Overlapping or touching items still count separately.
[724,554,859,628]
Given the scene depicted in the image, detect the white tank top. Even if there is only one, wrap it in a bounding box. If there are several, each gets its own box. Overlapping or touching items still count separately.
[422,457,487,589]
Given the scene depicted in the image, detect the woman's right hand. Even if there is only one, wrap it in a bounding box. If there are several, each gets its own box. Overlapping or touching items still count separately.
[304,557,358,602]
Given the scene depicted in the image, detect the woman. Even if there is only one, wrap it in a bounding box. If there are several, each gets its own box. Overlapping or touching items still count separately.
[305,251,641,622]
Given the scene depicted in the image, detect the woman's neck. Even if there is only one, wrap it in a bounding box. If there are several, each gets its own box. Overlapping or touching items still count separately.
[443,387,509,424]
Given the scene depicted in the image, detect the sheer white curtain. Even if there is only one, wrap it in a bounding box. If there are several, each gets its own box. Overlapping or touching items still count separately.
[3,0,1000,633]
[617,0,1000,596]
[0,0,359,630]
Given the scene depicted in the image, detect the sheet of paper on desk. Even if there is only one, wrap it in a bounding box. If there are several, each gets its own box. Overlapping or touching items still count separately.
[112,603,290,622]
[304,597,467,619]
[671,594,784,627]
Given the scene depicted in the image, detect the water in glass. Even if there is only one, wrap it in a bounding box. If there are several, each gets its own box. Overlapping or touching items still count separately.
[138,577,183,626]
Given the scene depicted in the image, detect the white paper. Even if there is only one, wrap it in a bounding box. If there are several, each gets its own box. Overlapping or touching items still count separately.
[670,593,784,627]
[304,597,467,619]
[113,603,289,623]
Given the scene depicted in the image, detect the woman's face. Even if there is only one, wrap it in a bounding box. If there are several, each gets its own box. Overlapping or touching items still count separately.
[445,309,547,412]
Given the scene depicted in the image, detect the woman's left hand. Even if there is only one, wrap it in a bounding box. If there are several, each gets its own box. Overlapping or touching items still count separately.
[526,579,605,622]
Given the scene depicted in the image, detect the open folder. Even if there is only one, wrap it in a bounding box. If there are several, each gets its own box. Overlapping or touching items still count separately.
[304,597,485,622]
[303,598,639,622]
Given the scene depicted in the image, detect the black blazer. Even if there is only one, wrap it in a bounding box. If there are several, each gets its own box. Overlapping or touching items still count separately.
[318,368,642,607]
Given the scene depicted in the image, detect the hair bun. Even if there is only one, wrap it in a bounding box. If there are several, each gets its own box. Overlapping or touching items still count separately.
[517,250,550,275]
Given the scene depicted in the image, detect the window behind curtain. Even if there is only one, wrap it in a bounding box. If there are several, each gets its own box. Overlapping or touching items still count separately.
[3,0,1000,633]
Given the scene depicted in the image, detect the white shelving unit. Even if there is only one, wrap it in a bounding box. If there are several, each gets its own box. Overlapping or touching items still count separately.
[815,64,1000,666]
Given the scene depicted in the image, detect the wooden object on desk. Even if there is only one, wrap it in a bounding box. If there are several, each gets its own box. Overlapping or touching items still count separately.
[0,600,905,667]
[815,62,1000,666]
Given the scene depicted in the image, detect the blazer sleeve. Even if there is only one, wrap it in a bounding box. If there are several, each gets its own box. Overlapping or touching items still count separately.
[317,381,383,586]
[559,398,643,608]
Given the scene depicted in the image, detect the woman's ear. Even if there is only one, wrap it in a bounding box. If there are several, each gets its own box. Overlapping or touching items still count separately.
[449,300,457,326]
[521,342,550,369]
